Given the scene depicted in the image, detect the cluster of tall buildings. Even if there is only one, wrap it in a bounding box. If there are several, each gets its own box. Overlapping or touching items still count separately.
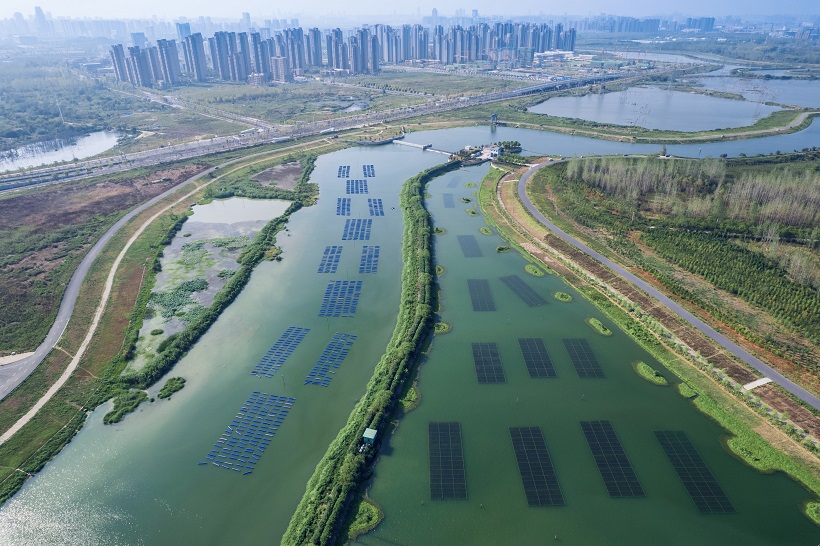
[109,20,576,89]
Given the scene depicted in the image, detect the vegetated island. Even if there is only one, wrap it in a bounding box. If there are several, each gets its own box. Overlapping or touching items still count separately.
[157,377,186,399]
[633,361,669,386]
[586,317,613,336]
[554,291,573,302]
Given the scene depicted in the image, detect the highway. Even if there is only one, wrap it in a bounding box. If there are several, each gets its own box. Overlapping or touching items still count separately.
[516,162,820,411]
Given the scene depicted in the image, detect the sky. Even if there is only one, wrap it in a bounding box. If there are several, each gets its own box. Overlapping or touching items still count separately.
[5,0,819,21]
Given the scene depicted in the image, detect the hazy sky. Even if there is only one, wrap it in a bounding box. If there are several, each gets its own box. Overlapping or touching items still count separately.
[6,0,818,21]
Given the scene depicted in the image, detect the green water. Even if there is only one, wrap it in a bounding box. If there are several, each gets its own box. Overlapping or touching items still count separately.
[357,165,819,545]
[0,146,443,544]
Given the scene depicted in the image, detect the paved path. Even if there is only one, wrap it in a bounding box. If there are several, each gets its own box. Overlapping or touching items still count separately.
[517,162,820,411]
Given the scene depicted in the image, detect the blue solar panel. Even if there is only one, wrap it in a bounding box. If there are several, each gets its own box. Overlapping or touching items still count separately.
[368,198,385,216]
[305,333,357,386]
[204,391,295,475]
[443,194,455,208]
[342,219,372,240]
[363,164,375,177]
[336,198,351,216]
[250,327,310,378]
[317,245,343,273]
[359,245,380,273]
[346,180,369,194]
[337,165,350,178]
[319,280,363,317]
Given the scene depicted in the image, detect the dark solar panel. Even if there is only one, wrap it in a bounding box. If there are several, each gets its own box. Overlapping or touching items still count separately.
[304,333,357,386]
[363,164,376,177]
[317,245,343,274]
[457,235,482,257]
[443,194,455,208]
[250,327,310,378]
[359,245,380,274]
[318,280,363,317]
[204,392,295,475]
[336,197,351,216]
[518,338,557,378]
[429,422,467,500]
[472,342,506,383]
[346,179,369,194]
[500,275,547,307]
[509,427,564,506]
[655,431,735,514]
[562,338,605,378]
[342,219,372,240]
[368,198,385,216]
[581,421,644,498]
[447,178,460,188]
[467,279,496,312]
[337,165,350,178]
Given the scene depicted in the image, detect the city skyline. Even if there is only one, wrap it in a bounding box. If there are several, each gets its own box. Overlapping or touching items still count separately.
[4,1,819,22]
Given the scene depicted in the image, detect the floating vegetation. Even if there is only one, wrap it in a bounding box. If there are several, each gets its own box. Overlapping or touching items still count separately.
[496,246,511,253]
[587,317,613,336]
[554,291,573,302]
[634,361,669,386]
[158,377,186,399]
[434,321,451,334]
[479,226,493,235]
[149,328,164,336]
[524,264,545,277]
[150,278,209,320]
[435,265,446,275]
[433,227,446,235]
[217,269,237,278]
[466,208,478,216]
[461,197,472,203]
[464,182,476,188]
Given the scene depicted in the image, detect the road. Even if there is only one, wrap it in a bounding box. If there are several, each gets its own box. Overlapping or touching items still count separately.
[516,162,820,411]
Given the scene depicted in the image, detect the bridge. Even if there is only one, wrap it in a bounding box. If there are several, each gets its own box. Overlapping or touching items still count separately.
[392,140,452,156]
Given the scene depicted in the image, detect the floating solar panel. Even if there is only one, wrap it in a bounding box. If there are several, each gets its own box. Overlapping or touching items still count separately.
[205,391,295,475]
[337,165,350,178]
[250,327,310,378]
[457,235,483,258]
[304,333,357,386]
[509,426,564,506]
[346,179,369,194]
[336,197,351,216]
[429,422,467,500]
[368,198,385,216]
[363,164,376,178]
[562,338,605,378]
[467,279,496,312]
[359,246,380,274]
[472,342,506,383]
[318,280,363,317]
[518,338,557,378]
[443,194,455,208]
[500,275,547,307]
[342,219,373,241]
[655,431,735,514]
[581,421,644,498]
[317,245,343,274]
[447,178,460,188]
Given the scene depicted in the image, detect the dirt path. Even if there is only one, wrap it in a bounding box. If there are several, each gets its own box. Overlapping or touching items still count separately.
[0,138,336,445]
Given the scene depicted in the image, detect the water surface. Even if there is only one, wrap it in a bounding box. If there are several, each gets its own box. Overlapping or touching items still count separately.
[0,131,119,172]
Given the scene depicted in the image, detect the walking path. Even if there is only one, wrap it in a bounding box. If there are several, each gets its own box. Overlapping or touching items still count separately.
[516,162,820,411]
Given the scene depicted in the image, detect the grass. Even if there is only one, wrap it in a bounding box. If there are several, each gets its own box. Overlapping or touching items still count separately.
[465,208,478,216]
[586,317,613,336]
[433,227,446,235]
[524,264,546,277]
[157,377,186,399]
[435,265,446,275]
[103,390,149,424]
[496,246,511,253]
[479,226,493,235]
[399,384,421,413]
[434,322,452,334]
[341,494,384,542]
[350,69,528,97]
[633,361,669,386]
[554,291,573,302]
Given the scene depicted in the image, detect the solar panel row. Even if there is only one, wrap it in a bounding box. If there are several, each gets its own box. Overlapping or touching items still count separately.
[359,245,380,274]
[563,338,605,378]
[443,194,455,208]
[342,219,372,241]
[336,197,351,216]
[429,422,467,500]
[510,426,564,506]
[337,165,350,178]
[500,275,547,307]
[581,420,645,498]
[467,279,496,311]
[472,342,506,383]
[518,338,557,378]
[317,245,343,273]
[346,179,369,194]
[305,332,357,386]
[250,327,310,378]
[318,280,363,317]
[363,164,376,177]
[368,198,385,216]
[457,234,482,257]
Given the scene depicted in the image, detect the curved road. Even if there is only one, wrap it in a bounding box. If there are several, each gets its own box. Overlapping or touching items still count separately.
[517,162,820,411]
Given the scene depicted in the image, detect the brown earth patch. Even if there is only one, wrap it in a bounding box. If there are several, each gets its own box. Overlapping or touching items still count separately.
[251,161,301,189]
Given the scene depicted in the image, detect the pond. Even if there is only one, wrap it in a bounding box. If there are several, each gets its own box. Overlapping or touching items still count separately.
[527,87,778,131]
[0,131,119,172]
[690,76,820,108]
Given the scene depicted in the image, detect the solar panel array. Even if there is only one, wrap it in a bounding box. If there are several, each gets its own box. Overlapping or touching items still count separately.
[472,342,506,383]
[457,235,483,257]
[317,245,343,274]
[368,198,385,216]
[447,178,460,188]
[304,333,357,386]
[581,421,645,498]
[342,219,372,240]
[319,280,363,317]
[500,275,547,307]
[337,165,350,178]
[250,327,310,378]
[467,279,496,311]
[518,338,557,378]
[443,194,455,208]
[510,427,564,506]
[429,422,467,500]
[346,179,369,194]
[655,430,735,514]
[336,197,351,216]
[204,392,294,475]
[563,338,605,378]
[359,246,380,273]
[363,164,375,177]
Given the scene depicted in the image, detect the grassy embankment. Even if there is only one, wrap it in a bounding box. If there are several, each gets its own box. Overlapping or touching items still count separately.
[0,146,327,505]
[282,160,461,546]
[477,164,820,524]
